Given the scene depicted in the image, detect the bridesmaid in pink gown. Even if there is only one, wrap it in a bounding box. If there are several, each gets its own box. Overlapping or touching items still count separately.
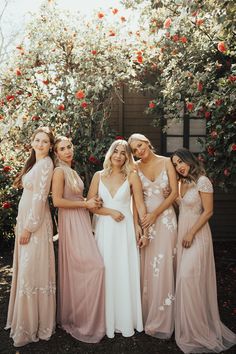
[171,148,236,353]
[5,127,56,347]
[52,136,105,343]
[128,133,178,339]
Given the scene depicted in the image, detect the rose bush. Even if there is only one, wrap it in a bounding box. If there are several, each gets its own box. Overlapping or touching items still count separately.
[123,0,236,191]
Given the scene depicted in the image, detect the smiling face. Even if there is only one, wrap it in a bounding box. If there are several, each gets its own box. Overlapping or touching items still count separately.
[110,144,127,168]
[55,138,73,165]
[172,155,190,177]
[130,139,151,160]
[31,132,51,158]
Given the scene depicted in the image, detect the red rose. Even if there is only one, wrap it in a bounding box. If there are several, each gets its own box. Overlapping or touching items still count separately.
[164,18,172,29]
[217,41,227,53]
[32,115,40,121]
[58,104,65,111]
[228,75,236,82]
[149,101,156,109]
[98,12,104,19]
[91,50,97,55]
[207,146,215,156]
[210,131,217,139]
[186,102,194,111]
[42,79,49,85]
[115,136,124,140]
[231,144,236,151]
[6,95,15,102]
[81,101,88,108]
[137,55,143,63]
[196,19,204,26]
[89,155,100,164]
[112,8,118,14]
[224,168,230,176]
[172,34,179,42]
[2,201,11,209]
[205,111,211,119]
[215,99,223,106]
[180,36,187,43]
[16,69,22,76]
[75,90,85,99]
[197,82,203,92]
[3,165,12,172]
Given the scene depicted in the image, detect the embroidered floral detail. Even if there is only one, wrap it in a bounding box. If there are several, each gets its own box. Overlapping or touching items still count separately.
[19,281,56,297]
[158,293,175,311]
[161,209,177,231]
[148,224,156,241]
[151,254,164,277]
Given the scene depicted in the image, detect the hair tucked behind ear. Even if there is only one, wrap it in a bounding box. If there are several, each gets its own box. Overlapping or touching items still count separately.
[13,126,54,189]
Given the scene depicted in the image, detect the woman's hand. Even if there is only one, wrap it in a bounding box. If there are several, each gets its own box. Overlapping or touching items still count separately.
[138,235,149,248]
[86,196,103,210]
[141,213,157,228]
[19,229,31,245]
[182,233,194,248]
[134,223,143,243]
[110,210,125,222]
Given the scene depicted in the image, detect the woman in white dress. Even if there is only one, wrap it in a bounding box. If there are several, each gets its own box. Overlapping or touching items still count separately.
[88,139,148,339]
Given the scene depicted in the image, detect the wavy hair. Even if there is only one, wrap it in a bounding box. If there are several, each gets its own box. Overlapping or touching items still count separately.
[14,126,54,188]
[128,133,155,152]
[54,136,81,194]
[170,148,206,183]
[103,140,134,177]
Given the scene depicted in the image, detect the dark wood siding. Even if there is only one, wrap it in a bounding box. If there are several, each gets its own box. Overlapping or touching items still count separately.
[109,87,236,241]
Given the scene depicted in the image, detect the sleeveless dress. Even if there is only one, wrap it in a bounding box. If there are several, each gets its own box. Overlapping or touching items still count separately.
[57,168,105,343]
[175,175,236,353]
[138,160,177,339]
[94,175,143,338]
[5,157,56,347]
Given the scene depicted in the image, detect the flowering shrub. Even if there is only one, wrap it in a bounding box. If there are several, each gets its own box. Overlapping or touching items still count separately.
[123,0,236,191]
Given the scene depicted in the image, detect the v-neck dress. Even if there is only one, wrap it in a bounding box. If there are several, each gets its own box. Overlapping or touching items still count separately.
[138,164,177,339]
[94,175,143,338]
[175,175,236,353]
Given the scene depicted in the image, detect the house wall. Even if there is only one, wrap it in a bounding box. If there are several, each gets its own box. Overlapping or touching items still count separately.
[109,87,236,241]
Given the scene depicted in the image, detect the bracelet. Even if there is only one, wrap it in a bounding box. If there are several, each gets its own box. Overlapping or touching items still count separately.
[141,235,149,239]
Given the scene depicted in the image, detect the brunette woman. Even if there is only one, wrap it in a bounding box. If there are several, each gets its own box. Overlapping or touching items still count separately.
[5,127,56,347]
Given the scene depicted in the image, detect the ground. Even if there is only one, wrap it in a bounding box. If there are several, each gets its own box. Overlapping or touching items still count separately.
[0,241,235,354]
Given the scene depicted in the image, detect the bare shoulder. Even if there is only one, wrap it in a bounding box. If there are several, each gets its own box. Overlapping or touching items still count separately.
[53,167,64,180]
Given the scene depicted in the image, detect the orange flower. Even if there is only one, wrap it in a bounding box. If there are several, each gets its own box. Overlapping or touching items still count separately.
[58,104,65,111]
[180,36,187,43]
[75,90,85,99]
[186,102,194,111]
[137,55,143,64]
[112,8,118,15]
[98,12,104,19]
[16,69,22,76]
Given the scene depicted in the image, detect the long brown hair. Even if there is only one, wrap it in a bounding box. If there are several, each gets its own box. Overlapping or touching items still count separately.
[14,127,54,188]
[170,148,205,183]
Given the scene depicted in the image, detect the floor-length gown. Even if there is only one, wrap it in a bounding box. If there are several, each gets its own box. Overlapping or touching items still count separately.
[138,161,177,339]
[94,175,143,338]
[57,168,105,343]
[175,175,236,353]
[5,156,56,347]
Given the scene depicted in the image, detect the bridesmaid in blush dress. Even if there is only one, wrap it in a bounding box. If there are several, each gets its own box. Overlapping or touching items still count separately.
[171,148,236,353]
[128,133,178,339]
[52,136,105,343]
[5,127,56,347]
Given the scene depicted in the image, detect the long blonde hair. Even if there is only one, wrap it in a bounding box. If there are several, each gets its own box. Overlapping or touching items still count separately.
[128,133,155,152]
[103,140,134,177]
[54,136,81,193]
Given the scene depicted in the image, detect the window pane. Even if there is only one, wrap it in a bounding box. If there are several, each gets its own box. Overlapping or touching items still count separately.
[167,137,183,153]
[190,119,206,135]
[166,119,183,135]
[189,137,205,152]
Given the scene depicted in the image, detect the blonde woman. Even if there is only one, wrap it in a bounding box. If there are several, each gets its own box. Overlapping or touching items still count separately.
[52,136,105,343]
[128,133,178,339]
[88,139,148,339]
